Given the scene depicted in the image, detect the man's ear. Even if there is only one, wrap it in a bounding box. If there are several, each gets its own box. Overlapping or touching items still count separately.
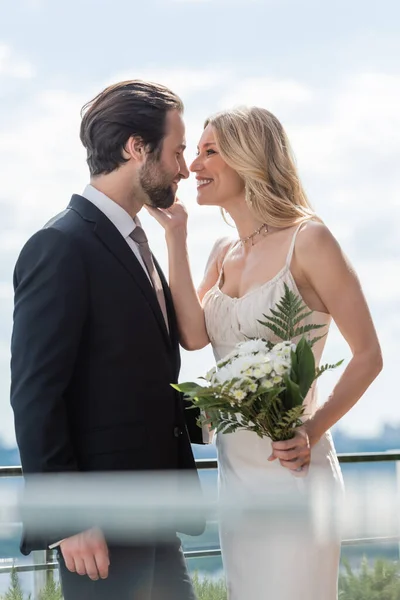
[123,136,146,162]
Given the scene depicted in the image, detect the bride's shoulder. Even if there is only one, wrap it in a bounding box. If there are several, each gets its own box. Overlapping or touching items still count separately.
[294,220,345,275]
[296,221,338,254]
[198,236,235,300]
[206,236,235,271]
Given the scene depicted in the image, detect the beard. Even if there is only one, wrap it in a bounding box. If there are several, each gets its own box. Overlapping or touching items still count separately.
[140,157,177,209]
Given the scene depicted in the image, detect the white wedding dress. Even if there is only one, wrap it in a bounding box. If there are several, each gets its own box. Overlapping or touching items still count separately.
[203,225,344,600]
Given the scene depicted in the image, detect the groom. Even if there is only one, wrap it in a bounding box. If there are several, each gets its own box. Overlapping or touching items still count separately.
[10,80,203,599]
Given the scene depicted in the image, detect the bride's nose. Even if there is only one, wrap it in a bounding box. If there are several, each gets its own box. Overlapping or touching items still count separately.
[190,155,202,173]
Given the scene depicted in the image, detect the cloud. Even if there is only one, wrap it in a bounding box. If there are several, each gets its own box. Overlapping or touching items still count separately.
[0,88,87,230]
[221,78,313,115]
[0,44,35,79]
[290,73,400,178]
[104,67,232,99]
[356,259,400,304]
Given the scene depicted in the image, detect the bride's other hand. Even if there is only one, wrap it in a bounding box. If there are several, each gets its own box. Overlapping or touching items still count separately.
[145,198,188,235]
[268,426,311,472]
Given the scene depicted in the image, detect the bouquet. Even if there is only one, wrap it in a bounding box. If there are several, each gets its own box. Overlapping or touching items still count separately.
[172,284,343,442]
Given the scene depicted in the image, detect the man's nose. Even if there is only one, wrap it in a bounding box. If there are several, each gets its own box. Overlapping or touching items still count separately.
[180,158,190,180]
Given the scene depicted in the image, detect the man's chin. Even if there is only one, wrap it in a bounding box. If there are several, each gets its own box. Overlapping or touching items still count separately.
[148,191,175,210]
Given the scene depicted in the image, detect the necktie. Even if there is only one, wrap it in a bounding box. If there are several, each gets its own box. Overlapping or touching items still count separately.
[130,221,169,332]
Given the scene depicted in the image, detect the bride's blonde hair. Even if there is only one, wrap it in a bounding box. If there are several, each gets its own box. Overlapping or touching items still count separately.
[205,107,321,227]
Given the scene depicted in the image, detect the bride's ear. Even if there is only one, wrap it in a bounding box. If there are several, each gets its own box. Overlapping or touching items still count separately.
[123,136,146,163]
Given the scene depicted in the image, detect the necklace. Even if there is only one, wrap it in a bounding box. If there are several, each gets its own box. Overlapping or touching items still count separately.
[239,223,269,245]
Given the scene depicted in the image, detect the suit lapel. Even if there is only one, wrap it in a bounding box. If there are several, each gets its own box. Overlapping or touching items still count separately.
[68,195,171,349]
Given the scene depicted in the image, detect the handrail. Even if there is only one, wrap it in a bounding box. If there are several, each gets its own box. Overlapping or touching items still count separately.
[0,536,400,575]
[195,452,400,469]
[1,451,400,477]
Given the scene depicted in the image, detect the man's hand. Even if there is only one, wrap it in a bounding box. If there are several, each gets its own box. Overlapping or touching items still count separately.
[60,527,109,580]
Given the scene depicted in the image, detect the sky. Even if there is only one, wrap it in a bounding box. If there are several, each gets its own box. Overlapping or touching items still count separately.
[0,0,399,446]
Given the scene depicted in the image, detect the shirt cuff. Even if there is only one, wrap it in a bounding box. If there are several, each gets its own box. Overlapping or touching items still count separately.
[202,423,210,444]
[49,539,65,549]
[201,411,215,444]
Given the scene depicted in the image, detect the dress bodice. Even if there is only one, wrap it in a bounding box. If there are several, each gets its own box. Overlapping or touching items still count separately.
[203,224,331,417]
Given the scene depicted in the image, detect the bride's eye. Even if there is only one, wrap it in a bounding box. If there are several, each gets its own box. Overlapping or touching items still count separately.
[206,149,216,156]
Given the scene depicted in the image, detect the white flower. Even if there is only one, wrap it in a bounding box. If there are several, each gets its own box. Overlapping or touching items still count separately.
[271,341,293,363]
[232,378,250,389]
[273,375,283,384]
[252,368,265,379]
[274,341,291,350]
[232,389,247,402]
[274,361,289,375]
[260,361,273,375]
[236,339,269,356]
[261,379,274,389]
[248,383,258,393]
[214,364,235,384]
[229,356,253,378]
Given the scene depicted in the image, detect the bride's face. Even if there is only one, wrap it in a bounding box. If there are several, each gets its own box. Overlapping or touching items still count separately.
[190,124,244,207]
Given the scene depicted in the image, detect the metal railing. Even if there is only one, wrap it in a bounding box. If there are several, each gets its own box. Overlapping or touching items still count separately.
[2,451,400,478]
[1,451,400,576]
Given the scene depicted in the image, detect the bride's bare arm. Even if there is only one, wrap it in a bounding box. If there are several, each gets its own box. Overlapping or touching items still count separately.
[301,225,382,443]
[271,221,383,469]
[146,200,231,350]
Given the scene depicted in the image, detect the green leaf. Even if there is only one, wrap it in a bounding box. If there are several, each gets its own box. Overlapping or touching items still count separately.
[295,338,316,398]
[315,360,344,379]
[171,382,203,395]
[281,376,302,410]
[290,349,299,384]
[258,282,328,344]
[293,324,326,338]
[257,320,288,340]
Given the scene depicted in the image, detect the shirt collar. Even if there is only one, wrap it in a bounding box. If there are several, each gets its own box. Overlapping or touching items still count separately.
[82,184,136,238]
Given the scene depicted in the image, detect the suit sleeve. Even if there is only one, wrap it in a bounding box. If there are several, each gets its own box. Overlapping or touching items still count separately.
[11,227,88,474]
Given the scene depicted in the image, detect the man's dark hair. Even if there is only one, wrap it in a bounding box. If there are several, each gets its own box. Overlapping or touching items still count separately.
[80,80,184,176]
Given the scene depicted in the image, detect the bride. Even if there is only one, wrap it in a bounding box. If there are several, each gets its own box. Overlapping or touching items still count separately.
[147,106,382,599]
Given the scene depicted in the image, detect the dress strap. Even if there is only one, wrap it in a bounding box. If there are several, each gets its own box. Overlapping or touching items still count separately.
[285,222,306,267]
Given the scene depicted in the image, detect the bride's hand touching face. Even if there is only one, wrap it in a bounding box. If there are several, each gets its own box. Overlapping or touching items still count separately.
[145,197,188,235]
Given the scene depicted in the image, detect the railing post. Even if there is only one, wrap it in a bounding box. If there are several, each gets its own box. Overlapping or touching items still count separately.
[45,548,55,587]
[396,460,400,561]
[32,549,47,599]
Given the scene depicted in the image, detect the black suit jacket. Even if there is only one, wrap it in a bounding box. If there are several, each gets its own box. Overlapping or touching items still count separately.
[10,195,204,553]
